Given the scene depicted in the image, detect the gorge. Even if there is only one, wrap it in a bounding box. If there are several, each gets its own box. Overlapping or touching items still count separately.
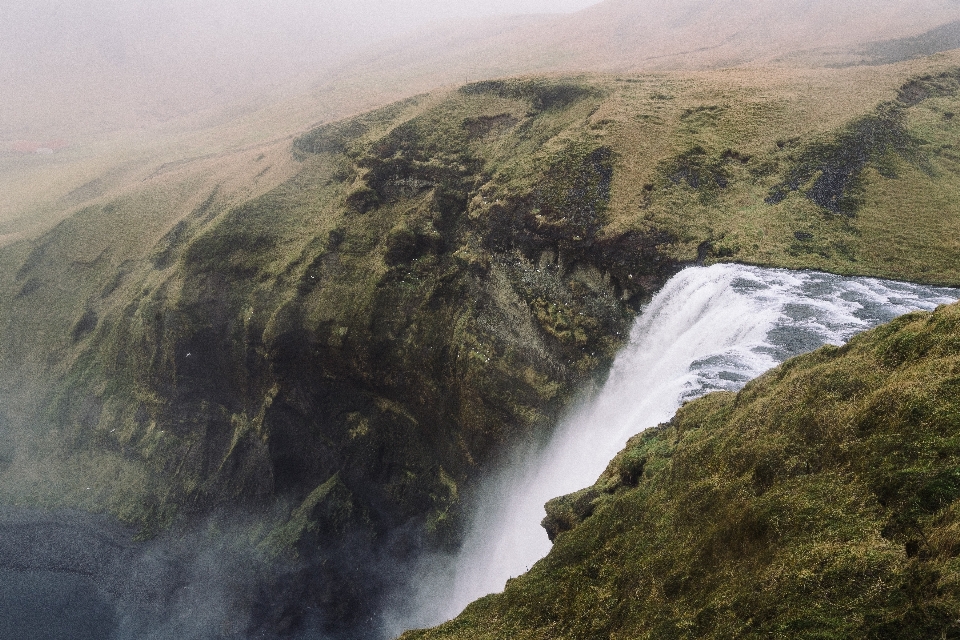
[1,265,955,639]
[3,2,960,637]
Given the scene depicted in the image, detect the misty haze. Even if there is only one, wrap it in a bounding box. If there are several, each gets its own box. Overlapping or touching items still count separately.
[2,1,960,638]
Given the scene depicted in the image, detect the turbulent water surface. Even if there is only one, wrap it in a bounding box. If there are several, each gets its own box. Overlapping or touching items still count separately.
[396,263,959,632]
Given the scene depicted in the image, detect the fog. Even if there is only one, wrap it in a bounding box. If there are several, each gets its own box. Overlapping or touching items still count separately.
[3,0,958,139]
[2,0,960,638]
[0,0,601,138]
[0,503,333,640]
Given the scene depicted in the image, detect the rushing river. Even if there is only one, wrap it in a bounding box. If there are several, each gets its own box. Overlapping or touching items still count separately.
[394,263,960,633]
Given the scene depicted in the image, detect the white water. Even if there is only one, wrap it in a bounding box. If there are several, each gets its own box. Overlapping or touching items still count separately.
[394,264,958,632]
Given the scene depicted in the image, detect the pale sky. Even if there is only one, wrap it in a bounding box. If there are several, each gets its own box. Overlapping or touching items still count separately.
[0,0,604,136]
[1,0,606,83]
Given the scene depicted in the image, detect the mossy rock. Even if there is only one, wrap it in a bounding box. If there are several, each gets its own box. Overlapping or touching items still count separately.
[3,61,960,635]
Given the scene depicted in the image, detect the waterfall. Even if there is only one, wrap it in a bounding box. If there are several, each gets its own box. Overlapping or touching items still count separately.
[394,263,959,632]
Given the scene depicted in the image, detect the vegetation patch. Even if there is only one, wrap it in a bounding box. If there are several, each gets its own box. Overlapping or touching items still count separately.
[667,145,729,193]
[767,70,960,216]
[292,95,424,156]
[3,60,960,636]
[765,108,923,215]
[458,78,602,112]
[857,23,960,67]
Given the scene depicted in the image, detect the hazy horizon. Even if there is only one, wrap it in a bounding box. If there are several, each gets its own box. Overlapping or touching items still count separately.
[4,0,959,140]
[0,0,604,139]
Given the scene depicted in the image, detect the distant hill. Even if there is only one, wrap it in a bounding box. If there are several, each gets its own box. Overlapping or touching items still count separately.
[339,0,960,87]
[554,0,960,68]
[4,0,958,140]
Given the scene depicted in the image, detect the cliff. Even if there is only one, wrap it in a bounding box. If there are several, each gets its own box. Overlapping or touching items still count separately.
[1,56,960,635]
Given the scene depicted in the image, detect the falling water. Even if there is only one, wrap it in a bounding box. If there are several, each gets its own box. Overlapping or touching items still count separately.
[395,263,959,632]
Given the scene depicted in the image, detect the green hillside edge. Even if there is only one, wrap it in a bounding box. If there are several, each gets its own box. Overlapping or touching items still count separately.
[0,56,959,633]
[404,299,960,639]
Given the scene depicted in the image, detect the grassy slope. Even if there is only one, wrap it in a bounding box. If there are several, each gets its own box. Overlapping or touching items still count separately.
[0,67,423,249]
[603,54,960,284]
[404,292,960,640]
[1,54,960,633]
[8,57,960,524]
[6,3,959,254]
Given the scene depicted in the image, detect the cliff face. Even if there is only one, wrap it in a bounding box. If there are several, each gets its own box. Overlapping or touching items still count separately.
[405,300,960,640]
[2,58,960,636]
[0,79,680,635]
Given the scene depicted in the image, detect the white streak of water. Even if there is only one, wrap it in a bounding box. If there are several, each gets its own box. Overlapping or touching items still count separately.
[394,264,958,632]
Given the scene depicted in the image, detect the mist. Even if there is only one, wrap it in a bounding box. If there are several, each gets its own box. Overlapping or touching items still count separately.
[0,0,601,138]
[0,503,326,640]
[3,0,957,140]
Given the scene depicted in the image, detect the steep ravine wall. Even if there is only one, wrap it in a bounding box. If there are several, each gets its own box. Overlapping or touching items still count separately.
[1,62,960,636]
[0,79,682,637]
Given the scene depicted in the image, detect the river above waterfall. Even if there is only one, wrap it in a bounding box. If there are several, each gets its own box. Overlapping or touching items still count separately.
[393,263,960,633]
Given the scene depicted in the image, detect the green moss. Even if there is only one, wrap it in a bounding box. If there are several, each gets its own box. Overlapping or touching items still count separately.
[3,61,960,631]
[261,473,354,555]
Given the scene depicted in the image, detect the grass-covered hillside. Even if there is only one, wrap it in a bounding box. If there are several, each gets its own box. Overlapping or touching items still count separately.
[1,53,960,635]
[405,298,960,639]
